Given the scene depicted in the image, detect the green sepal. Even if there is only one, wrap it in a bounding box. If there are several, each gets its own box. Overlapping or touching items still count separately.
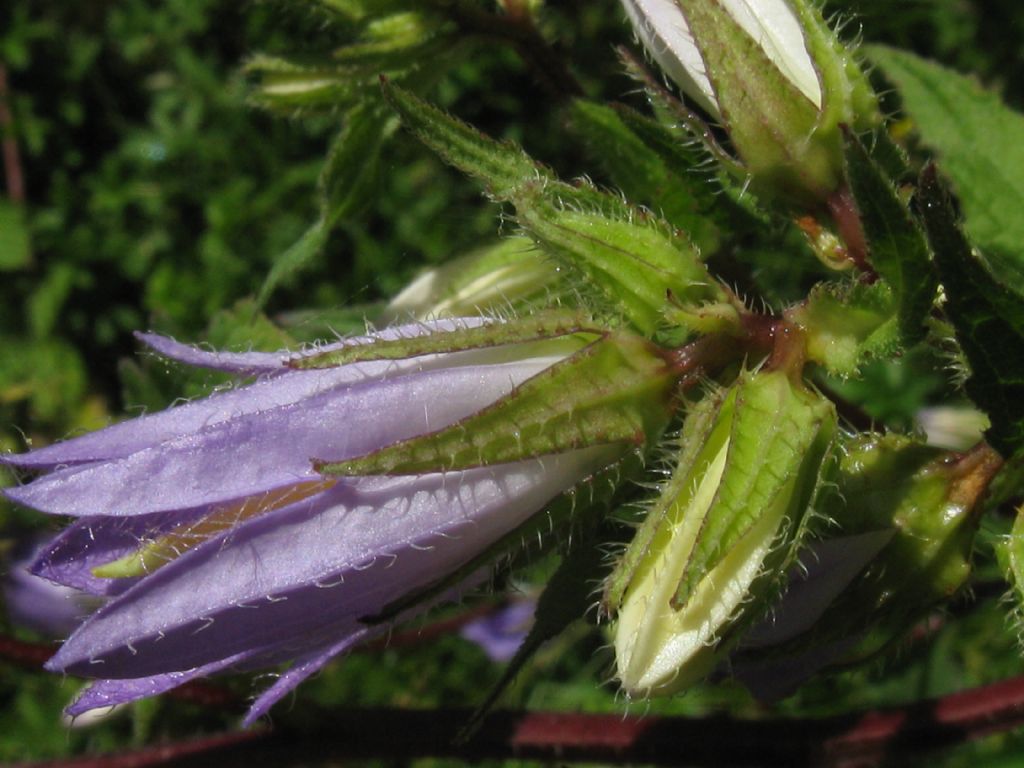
[291,310,601,369]
[672,371,837,609]
[679,0,837,206]
[792,280,899,377]
[568,99,721,253]
[787,0,879,135]
[843,130,935,344]
[315,331,676,476]
[603,385,728,614]
[382,82,723,336]
[918,165,1024,458]
[510,183,723,337]
[381,79,555,200]
[616,46,745,182]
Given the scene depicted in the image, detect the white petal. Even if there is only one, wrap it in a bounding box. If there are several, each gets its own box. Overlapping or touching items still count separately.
[722,0,821,108]
[620,0,721,117]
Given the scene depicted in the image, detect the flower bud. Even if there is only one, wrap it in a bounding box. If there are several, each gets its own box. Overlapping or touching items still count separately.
[620,0,879,207]
[605,369,836,696]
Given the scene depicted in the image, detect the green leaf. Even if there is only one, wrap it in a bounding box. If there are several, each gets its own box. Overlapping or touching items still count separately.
[843,129,935,344]
[320,102,396,226]
[868,45,1024,280]
[918,165,1024,457]
[256,219,329,308]
[0,200,31,271]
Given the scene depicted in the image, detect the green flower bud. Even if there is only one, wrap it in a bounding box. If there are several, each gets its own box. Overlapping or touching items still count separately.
[620,0,880,208]
[605,369,837,696]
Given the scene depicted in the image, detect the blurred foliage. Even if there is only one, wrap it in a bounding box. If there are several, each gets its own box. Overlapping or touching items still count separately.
[1,0,1024,765]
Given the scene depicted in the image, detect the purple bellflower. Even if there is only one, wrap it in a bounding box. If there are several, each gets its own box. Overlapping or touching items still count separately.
[5,318,635,724]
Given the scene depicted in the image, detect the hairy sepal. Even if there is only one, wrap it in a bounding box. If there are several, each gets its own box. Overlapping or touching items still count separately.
[678,0,835,207]
[316,331,676,476]
[382,82,723,336]
[291,310,600,368]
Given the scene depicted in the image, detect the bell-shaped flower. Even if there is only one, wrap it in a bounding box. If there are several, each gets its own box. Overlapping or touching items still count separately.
[5,314,677,724]
[620,0,879,208]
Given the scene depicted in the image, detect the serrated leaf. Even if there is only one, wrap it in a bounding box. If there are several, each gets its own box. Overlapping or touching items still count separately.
[868,45,1024,282]
[918,165,1024,457]
[843,129,935,344]
[316,332,675,475]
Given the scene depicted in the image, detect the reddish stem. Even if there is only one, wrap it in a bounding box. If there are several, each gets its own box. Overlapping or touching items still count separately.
[18,674,1024,768]
[0,64,25,203]
[827,185,875,278]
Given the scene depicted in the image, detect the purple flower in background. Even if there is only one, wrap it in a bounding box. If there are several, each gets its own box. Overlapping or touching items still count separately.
[460,597,536,662]
[4,539,101,637]
[4,320,619,724]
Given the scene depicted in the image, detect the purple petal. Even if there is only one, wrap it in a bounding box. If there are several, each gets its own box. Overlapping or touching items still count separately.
[135,318,491,374]
[66,648,257,716]
[732,634,862,702]
[47,447,617,679]
[30,511,212,595]
[4,319,495,471]
[7,357,560,517]
[5,548,100,636]
[744,530,894,648]
[241,628,374,726]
